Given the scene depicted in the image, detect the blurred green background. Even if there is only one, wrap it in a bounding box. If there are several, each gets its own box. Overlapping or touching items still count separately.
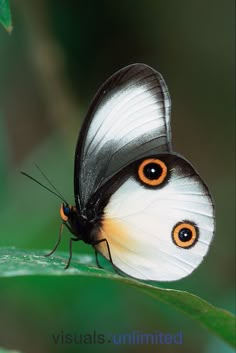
[0,1,235,352]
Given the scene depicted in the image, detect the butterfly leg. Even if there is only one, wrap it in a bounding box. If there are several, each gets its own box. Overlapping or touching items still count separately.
[92,238,120,275]
[64,237,79,270]
[94,248,102,268]
[45,222,64,257]
[45,222,79,270]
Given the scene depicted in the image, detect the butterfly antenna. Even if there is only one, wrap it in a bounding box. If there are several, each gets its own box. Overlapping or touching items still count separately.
[21,171,68,204]
[34,163,66,203]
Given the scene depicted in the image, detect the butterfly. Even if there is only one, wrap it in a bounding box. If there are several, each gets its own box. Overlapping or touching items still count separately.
[24,63,215,281]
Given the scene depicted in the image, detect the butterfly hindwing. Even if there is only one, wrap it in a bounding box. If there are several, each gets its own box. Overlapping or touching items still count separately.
[74,64,171,208]
[94,153,214,281]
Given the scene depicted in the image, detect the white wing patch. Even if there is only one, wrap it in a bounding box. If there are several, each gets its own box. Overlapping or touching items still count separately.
[96,171,214,281]
[84,85,169,158]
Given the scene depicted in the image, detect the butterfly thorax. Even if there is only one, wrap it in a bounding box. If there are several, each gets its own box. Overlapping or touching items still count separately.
[60,203,100,244]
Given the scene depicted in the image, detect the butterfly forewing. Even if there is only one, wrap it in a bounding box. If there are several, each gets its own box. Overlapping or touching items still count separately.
[74,64,171,208]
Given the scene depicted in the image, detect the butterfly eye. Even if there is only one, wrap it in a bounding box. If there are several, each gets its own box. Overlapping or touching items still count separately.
[172,221,198,248]
[60,203,71,222]
[138,158,168,186]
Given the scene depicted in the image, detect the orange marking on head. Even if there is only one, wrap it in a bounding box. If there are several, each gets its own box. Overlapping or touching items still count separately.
[60,203,69,222]
[138,158,167,186]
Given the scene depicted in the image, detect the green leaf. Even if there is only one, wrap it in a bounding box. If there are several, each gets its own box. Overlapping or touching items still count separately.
[0,247,235,348]
[0,349,22,353]
[0,0,12,33]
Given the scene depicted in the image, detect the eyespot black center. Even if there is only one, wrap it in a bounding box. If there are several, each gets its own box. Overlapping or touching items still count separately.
[143,163,163,180]
[178,228,193,242]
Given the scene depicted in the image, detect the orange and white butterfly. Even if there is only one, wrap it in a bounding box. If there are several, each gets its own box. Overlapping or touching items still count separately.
[55,64,215,281]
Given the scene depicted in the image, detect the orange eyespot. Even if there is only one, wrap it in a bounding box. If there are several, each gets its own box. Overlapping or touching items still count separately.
[172,222,198,248]
[60,203,71,222]
[138,158,168,186]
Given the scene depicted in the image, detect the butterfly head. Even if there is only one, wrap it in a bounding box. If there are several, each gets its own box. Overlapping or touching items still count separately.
[59,203,83,238]
[60,203,73,222]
